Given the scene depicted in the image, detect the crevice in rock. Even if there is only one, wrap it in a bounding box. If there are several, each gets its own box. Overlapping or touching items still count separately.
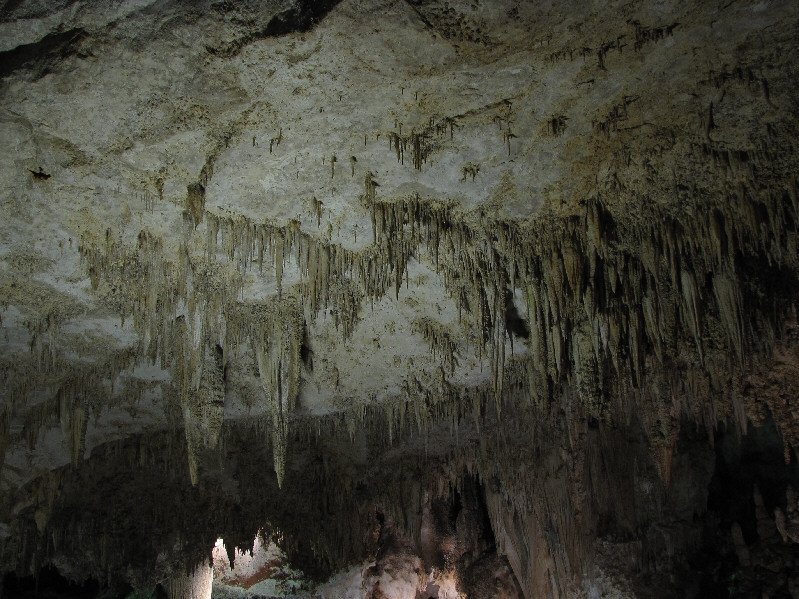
[206,0,344,58]
[0,27,86,79]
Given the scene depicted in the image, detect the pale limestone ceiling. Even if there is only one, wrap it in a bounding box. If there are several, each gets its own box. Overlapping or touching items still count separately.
[0,0,797,498]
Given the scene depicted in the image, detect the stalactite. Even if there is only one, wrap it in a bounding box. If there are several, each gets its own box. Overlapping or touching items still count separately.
[413,318,460,375]
[183,340,225,486]
[185,182,206,229]
[712,272,745,365]
[680,269,703,361]
[244,298,304,488]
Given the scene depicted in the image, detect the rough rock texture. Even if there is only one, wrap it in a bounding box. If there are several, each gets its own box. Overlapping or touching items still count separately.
[1,0,799,597]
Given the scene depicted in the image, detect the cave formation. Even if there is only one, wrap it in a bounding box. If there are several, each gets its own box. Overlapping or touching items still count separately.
[1,0,799,597]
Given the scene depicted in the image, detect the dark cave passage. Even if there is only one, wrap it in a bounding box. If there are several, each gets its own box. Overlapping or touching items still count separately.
[2,568,102,599]
[683,417,799,598]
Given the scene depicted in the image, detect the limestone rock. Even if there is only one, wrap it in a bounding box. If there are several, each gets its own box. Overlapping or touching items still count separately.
[1,0,799,597]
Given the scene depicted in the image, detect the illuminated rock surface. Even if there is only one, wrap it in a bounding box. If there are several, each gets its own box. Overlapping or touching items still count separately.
[1,0,799,597]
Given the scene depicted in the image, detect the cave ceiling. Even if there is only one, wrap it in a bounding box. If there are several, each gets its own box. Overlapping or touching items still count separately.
[1,0,799,597]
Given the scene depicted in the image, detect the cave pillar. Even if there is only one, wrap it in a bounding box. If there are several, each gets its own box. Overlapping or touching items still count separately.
[167,564,213,599]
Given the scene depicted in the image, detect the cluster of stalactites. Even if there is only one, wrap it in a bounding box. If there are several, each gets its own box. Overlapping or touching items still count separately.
[360,169,798,449]
[78,226,307,485]
[70,147,799,492]
[201,167,799,450]
[412,317,459,376]
[79,228,182,367]
[0,345,144,478]
[179,339,226,486]
[205,211,362,338]
[245,298,304,488]
[361,182,517,410]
